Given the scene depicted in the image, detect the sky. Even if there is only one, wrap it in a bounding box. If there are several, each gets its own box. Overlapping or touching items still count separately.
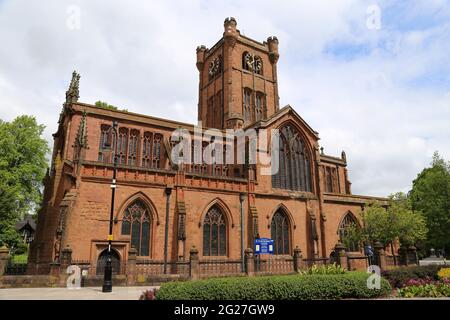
[0,0,449,197]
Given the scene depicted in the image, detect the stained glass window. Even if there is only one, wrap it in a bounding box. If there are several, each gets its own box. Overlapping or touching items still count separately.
[338,212,360,252]
[121,200,151,256]
[203,206,227,256]
[272,125,312,192]
[271,210,290,255]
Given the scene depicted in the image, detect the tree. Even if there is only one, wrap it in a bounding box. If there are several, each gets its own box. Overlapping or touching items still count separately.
[342,193,427,258]
[95,100,128,112]
[0,116,49,247]
[389,192,427,247]
[410,151,450,255]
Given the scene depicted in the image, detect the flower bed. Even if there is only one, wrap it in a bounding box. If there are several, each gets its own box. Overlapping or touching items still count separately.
[397,278,450,298]
[382,265,443,288]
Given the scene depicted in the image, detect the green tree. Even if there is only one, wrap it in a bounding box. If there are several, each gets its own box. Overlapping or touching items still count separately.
[95,101,128,112]
[0,116,49,247]
[410,151,450,254]
[389,192,428,247]
[344,193,427,257]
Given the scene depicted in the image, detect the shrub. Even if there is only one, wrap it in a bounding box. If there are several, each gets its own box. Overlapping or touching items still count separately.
[437,267,450,280]
[382,265,443,288]
[397,283,450,298]
[14,242,28,255]
[300,263,346,275]
[139,288,158,300]
[156,273,391,300]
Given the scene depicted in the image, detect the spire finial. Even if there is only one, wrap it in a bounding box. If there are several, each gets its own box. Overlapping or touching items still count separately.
[65,70,80,105]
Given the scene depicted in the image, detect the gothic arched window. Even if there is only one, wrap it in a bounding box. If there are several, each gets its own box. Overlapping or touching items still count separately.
[121,200,151,256]
[338,212,360,252]
[215,91,222,128]
[243,88,252,123]
[255,92,265,121]
[142,132,153,168]
[271,210,290,255]
[127,129,139,166]
[203,206,227,256]
[152,133,162,168]
[272,125,312,192]
[117,128,128,165]
[98,124,112,162]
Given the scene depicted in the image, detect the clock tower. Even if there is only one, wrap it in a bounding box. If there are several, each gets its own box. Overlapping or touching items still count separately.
[196,17,280,130]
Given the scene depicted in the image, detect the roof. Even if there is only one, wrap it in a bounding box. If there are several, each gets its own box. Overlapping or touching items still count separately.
[15,216,36,232]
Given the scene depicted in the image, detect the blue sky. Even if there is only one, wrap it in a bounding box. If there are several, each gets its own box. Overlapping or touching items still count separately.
[0,0,449,196]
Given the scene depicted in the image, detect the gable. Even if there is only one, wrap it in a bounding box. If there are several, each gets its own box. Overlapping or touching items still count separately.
[247,105,320,143]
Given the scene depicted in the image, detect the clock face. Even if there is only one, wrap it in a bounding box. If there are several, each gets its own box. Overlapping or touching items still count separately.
[208,56,222,78]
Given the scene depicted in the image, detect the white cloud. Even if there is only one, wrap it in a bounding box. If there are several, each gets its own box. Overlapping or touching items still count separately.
[0,0,449,197]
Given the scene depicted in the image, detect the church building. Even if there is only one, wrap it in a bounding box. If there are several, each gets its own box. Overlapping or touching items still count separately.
[28,18,387,274]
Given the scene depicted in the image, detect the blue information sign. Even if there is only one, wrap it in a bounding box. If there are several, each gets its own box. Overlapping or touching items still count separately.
[254,238,274,255]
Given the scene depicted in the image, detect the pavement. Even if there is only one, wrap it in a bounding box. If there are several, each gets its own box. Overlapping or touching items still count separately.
[0,286,159,300]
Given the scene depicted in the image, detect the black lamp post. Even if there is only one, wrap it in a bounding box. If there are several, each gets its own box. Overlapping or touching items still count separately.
[102,120,118,293]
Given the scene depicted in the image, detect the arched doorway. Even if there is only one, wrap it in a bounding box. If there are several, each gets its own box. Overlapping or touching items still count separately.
[96,249,121,275]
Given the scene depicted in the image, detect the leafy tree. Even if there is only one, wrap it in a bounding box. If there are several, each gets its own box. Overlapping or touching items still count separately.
[95,100,128,112]
[389,193,427,247]
[410,151,450,255]
[342,193,427,257]
[0,116,49,247]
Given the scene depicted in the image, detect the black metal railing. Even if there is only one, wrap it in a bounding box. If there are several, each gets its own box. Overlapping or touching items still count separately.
[5,261,28,275]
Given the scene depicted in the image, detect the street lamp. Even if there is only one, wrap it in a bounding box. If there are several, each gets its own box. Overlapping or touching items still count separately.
[102,120,118,293]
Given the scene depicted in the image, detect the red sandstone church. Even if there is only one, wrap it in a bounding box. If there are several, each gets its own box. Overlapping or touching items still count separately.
[28,18,388,274]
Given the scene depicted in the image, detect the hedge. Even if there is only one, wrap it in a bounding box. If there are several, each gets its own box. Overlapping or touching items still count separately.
[156,273,391,300]
[382,265,444,288]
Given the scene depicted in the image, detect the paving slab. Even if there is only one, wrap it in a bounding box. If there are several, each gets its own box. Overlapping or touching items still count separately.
[0,286,158,300]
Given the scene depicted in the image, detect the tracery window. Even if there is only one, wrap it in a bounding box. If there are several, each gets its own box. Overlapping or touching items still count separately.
[272,125,312,192]
[207,96,215,128]
[203,206,227,256]
[271,210,290,255]
[243,88,252,123]
[142,132,153,168]
[152,133,162,168]
[338,212,360,252]
[98,124,112,162]
[215,91,222,128]
[117,128,128,165]
[325,167,338,193]
[255,92,265,121]
[127,129,139,166]
[121,199,151,256]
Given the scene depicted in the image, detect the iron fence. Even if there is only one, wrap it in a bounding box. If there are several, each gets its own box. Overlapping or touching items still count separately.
[385,255,399,267]
[199,259,243,276]
[5,261,28,275]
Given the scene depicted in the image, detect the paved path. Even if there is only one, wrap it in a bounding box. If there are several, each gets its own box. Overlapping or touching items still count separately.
[0,286,158,300]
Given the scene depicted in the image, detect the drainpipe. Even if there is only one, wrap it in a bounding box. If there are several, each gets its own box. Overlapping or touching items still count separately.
[239,193,246,272]
[163,187,172,274]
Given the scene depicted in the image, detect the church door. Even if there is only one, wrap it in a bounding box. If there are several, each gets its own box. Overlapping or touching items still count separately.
[96,249,121,275]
